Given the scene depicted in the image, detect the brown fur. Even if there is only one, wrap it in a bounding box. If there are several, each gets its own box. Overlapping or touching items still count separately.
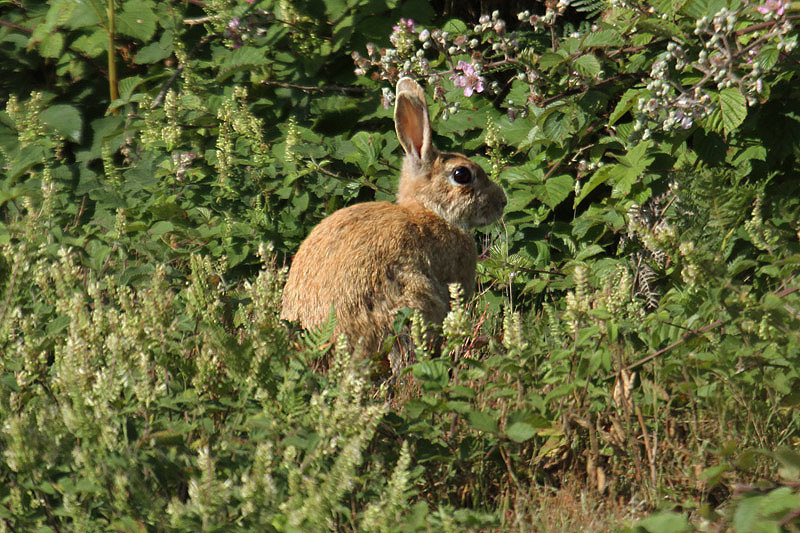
[281,78,506,357]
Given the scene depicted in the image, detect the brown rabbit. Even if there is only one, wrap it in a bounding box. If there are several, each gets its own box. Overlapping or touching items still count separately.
[281,77,506,365]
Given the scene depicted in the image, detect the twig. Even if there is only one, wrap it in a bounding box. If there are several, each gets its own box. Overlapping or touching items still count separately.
[607,284,799,380]
[778,507,800,527]
[539,73,639,108]
[619,318,725,376]
[259,80,368,95]
[0,20,32,33]
[152,67,185,108]
[151,33,215,108]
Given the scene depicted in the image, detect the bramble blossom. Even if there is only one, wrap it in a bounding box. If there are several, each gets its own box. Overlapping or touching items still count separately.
[390,18,417,54]
[392,18,415,33]
[450,60,485,97]
[757,0,789,16]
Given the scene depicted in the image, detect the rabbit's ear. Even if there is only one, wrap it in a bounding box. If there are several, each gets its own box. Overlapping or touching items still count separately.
[395,78,434,166]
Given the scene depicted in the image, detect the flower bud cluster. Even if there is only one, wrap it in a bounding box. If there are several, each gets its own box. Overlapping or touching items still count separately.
[220,9,276,50]
[631,2,795,139]
[517,10,545,31]
[353,12,523,105]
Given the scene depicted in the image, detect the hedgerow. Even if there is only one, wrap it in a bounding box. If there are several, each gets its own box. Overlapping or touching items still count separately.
[1,0,799,530]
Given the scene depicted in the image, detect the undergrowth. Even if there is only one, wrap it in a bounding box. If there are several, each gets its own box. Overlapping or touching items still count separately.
[1,0,800,530]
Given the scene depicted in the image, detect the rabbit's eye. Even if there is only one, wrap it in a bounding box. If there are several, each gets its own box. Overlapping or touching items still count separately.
[452,166,473,185]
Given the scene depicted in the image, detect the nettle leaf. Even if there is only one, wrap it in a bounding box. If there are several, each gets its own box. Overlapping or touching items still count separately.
[40,104,83,142]
[116,0,158,41]
[775,448,800,473]
[718,88,747,136]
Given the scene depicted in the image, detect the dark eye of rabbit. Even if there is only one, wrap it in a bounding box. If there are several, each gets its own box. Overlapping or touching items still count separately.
[452,166,472,185]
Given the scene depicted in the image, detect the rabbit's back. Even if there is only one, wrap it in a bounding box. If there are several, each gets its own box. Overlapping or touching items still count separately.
[281,200,476,352]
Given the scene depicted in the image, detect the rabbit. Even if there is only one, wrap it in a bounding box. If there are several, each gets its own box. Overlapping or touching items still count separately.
[281,77,506,367]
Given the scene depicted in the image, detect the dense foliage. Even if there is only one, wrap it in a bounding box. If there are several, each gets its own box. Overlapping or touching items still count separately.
[1,0,799,530]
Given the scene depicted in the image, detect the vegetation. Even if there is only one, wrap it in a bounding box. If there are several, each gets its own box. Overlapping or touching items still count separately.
[1,0,799,530]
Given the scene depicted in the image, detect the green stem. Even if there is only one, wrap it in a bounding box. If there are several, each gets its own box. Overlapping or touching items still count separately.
[107,0,118,112]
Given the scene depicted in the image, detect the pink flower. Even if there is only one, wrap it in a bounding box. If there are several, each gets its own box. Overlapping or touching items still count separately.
[392,18,415,32]
[757,0,788,16]
[450,60,485,97]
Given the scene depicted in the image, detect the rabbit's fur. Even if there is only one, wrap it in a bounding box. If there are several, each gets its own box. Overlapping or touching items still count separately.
[281,78,506,361]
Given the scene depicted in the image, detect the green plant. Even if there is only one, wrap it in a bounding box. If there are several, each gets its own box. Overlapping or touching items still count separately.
[1,0,799,530]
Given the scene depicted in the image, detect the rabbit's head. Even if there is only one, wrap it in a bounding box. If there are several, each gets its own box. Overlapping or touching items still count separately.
[394,77,507,230]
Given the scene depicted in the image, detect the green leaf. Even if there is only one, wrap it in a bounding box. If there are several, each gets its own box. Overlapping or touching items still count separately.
[682,0,728,18]
[150,221,174,235]
[505,422,536,443]
[442,19,468,34]
[118,75,144,100]
[116,0,158,41]
[538,51,566,70]
[332,14,355,53]
[466,409,498,434]
[537,174,573,209]
[576,244,604,261]
[40,104,83,142]
[653,0,687,15]
[609,89,643,126]
[39,32,64,58]
[350,131,381,171]
[412,361,448,384]
[775,448,800,472]
[135,31,174,64]
[581,29,624,48]
[217,47,271,80]
[718,88,747,136]
[574,54,601,78]
[71,31,107,58]
[610,139,654,196]
[575,164,614,207]
[541,109,569,143]
[759,45,779,70]
[634,511,691,533]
